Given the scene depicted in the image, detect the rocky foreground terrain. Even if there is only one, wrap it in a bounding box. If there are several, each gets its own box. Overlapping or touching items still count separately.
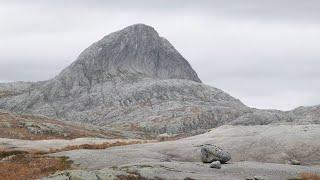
[1,124,319,179]
[0,24,319,179]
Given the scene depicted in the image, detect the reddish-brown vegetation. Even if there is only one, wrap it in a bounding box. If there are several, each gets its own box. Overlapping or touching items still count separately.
[0,111,123,140]
[0,139,151,180]
[49,140,149,153]
[300,172,320,180]
[0,149,72,180]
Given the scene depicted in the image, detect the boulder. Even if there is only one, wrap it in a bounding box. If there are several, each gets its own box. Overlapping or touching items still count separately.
[200,144,231,163]
[209,161,221,169]
[253,176,264,180]
[157,133,172,141]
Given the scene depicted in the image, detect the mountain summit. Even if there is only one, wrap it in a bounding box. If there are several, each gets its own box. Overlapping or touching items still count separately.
[3,24,318,137]
[58,24,201,87]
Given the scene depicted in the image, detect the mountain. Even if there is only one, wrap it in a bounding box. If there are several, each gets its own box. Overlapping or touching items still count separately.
[58,24,201,86]
[0,24,318,136]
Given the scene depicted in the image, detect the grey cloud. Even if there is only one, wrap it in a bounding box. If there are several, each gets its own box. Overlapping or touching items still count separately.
[3,0,320,22]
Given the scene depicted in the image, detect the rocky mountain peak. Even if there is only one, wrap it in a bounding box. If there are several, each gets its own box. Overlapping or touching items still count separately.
[57,24,201,86]
[117,23,159,37]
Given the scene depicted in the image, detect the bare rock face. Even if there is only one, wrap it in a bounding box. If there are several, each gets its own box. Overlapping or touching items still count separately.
[58,24,201,86]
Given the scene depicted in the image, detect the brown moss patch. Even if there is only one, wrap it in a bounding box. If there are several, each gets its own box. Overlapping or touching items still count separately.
[49,140,149,153]
[0,111,124,140]
[0,149,72,180]
[0,139,152,180]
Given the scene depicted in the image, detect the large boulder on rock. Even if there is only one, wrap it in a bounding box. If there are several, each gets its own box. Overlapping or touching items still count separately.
[200,144,231,163]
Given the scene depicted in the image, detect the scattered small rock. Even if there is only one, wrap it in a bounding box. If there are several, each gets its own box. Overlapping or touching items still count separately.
[253,176,264,180]
[287,177,303,180]
[290,159,301,165]
[160,157,171,162]
[0,155,16,162]
[27,126,42,134]
[200,144,231,163]
[209,161,221,169]
[0,122,11,128]
[184,177,196,180]
[157,133,172,141]
[246,176,264,180]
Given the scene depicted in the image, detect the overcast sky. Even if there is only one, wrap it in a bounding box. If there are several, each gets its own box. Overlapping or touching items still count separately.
[0,0,319,110]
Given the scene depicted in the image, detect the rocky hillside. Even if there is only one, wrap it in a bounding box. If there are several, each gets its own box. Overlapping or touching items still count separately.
[231,106,320,126]
[0,110,126,140]
[0,24,319,136]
